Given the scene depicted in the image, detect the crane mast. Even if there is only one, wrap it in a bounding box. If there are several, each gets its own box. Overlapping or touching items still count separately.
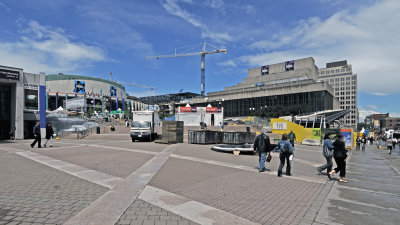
[146,42,227,96]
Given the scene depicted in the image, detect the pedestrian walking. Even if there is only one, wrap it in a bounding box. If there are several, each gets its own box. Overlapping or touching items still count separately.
[288,130,296,147]
[30,122,42,148]
[392,137,397,150]
[44,123,54,148]
[277,133,294,177]
[254,131,271,172]
[317,133,334,178]
[387,137,393,154]
[361,135,367,151]
[356,137,361,150]
[329,134,348,183]
[218,122,224,131]
[370,136,374,145]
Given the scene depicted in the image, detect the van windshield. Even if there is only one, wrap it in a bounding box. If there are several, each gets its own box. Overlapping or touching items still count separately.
[131,121,151,128]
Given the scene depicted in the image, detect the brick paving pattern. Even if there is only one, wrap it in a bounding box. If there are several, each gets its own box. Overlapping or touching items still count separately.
[150,158,324,225]
[115,199,199,225]
[0,153,108,225]
[33,147,154,178]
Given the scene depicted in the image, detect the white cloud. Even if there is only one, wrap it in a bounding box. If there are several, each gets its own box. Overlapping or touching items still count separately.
[358,105,400,122]
[161,0,232,43]
[0,2,10,12]
[128,90,160,98]
[240,0,400,94]
[0,20,106,73]
[370,92,390,96]
[217,59,237,67]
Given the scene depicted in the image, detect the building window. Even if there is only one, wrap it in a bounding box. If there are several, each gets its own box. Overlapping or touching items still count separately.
[346,87,350,90]
[352,81,356,85]
[347,67,351,71]
[335,78,339,82]
[341,77,345,81]
[336,69,340,73]
[346,82,350,85]
[352,76,357,80]
[352,86,356,90]
[321,71,324,75]
[330,79,334,82]
[346,77,351,80]
[326,71,329,74]
[331,70,334,73]
[341,69,345,72]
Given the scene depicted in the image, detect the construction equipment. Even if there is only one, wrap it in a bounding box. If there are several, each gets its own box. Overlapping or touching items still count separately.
[146,42,227,96]
[108,72,155,90]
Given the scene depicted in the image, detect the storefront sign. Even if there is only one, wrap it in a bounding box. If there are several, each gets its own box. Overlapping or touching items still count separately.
[0,68,20,80]
[191,107,197,112]
[24,83,39,90]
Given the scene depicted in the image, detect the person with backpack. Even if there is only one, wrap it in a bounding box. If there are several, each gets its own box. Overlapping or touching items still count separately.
[288,130,296,147]
[329,134,348,183]
[253,131,271,172]
[277,133,294,177]
[317,133,334,178]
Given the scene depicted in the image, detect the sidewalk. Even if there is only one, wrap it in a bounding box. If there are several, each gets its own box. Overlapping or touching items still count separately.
[308,145,400,225]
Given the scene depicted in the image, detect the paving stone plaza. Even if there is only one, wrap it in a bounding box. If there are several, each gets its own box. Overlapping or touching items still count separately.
[0,132,399,225]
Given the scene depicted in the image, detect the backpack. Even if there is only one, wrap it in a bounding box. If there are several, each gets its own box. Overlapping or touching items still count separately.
[280,141,291,154]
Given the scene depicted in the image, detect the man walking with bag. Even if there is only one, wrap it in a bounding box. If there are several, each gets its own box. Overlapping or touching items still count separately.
[254,131,271,172]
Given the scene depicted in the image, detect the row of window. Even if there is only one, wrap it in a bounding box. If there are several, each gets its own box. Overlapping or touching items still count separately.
[320,67,351,75]
[334,91,357,97]
[319,73,353,78]
[329,81,357,87]
[334,86,357,91]
[340,105,357,109]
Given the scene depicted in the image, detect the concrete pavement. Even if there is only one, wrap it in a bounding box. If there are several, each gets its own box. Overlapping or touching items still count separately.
[0,137,399,225]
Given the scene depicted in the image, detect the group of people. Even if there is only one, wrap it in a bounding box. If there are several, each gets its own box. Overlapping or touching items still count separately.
[254,130,348,182]
[30,122,55,148]
[253,130,295,177]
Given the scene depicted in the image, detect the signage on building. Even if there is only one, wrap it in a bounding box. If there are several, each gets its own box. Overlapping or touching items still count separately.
[0,68,20,80]
[270,76,308,85]
[74,81,85,93]
[180,107,191,112]
[285,60,294,71]
[256,82,265,87]
[261,65,269,75]
[24,83,39,90]
[110,86,117,97]
[206,107,222,113]
[273,122,287,130]
[373,120,380,128]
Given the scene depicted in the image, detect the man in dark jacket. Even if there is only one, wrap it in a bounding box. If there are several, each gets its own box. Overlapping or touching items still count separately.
[254,132,271,172]
[31,122,42,148]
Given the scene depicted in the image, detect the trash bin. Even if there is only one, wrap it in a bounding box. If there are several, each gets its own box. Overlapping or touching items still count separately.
[96,127,100,134]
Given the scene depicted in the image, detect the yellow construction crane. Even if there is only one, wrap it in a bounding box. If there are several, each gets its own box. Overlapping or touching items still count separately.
[145,42,227,96]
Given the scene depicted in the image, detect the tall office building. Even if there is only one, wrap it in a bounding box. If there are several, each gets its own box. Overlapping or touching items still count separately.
[318,60,358,129]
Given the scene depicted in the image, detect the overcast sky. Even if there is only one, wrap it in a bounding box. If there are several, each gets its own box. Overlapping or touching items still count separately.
[0,0,399,120]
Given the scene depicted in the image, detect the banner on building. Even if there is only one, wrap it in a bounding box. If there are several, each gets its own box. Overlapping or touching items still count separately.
[64,97,86,110]
[74,81,85,93]
[110,86,117,97]
[261,65,269,75]
[285,60,294,71]
[206,107,222,113]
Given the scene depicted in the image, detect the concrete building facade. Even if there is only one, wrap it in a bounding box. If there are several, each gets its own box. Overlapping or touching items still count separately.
[0,65,46,140]
[191,57,339,118]
[318,60,358,129]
